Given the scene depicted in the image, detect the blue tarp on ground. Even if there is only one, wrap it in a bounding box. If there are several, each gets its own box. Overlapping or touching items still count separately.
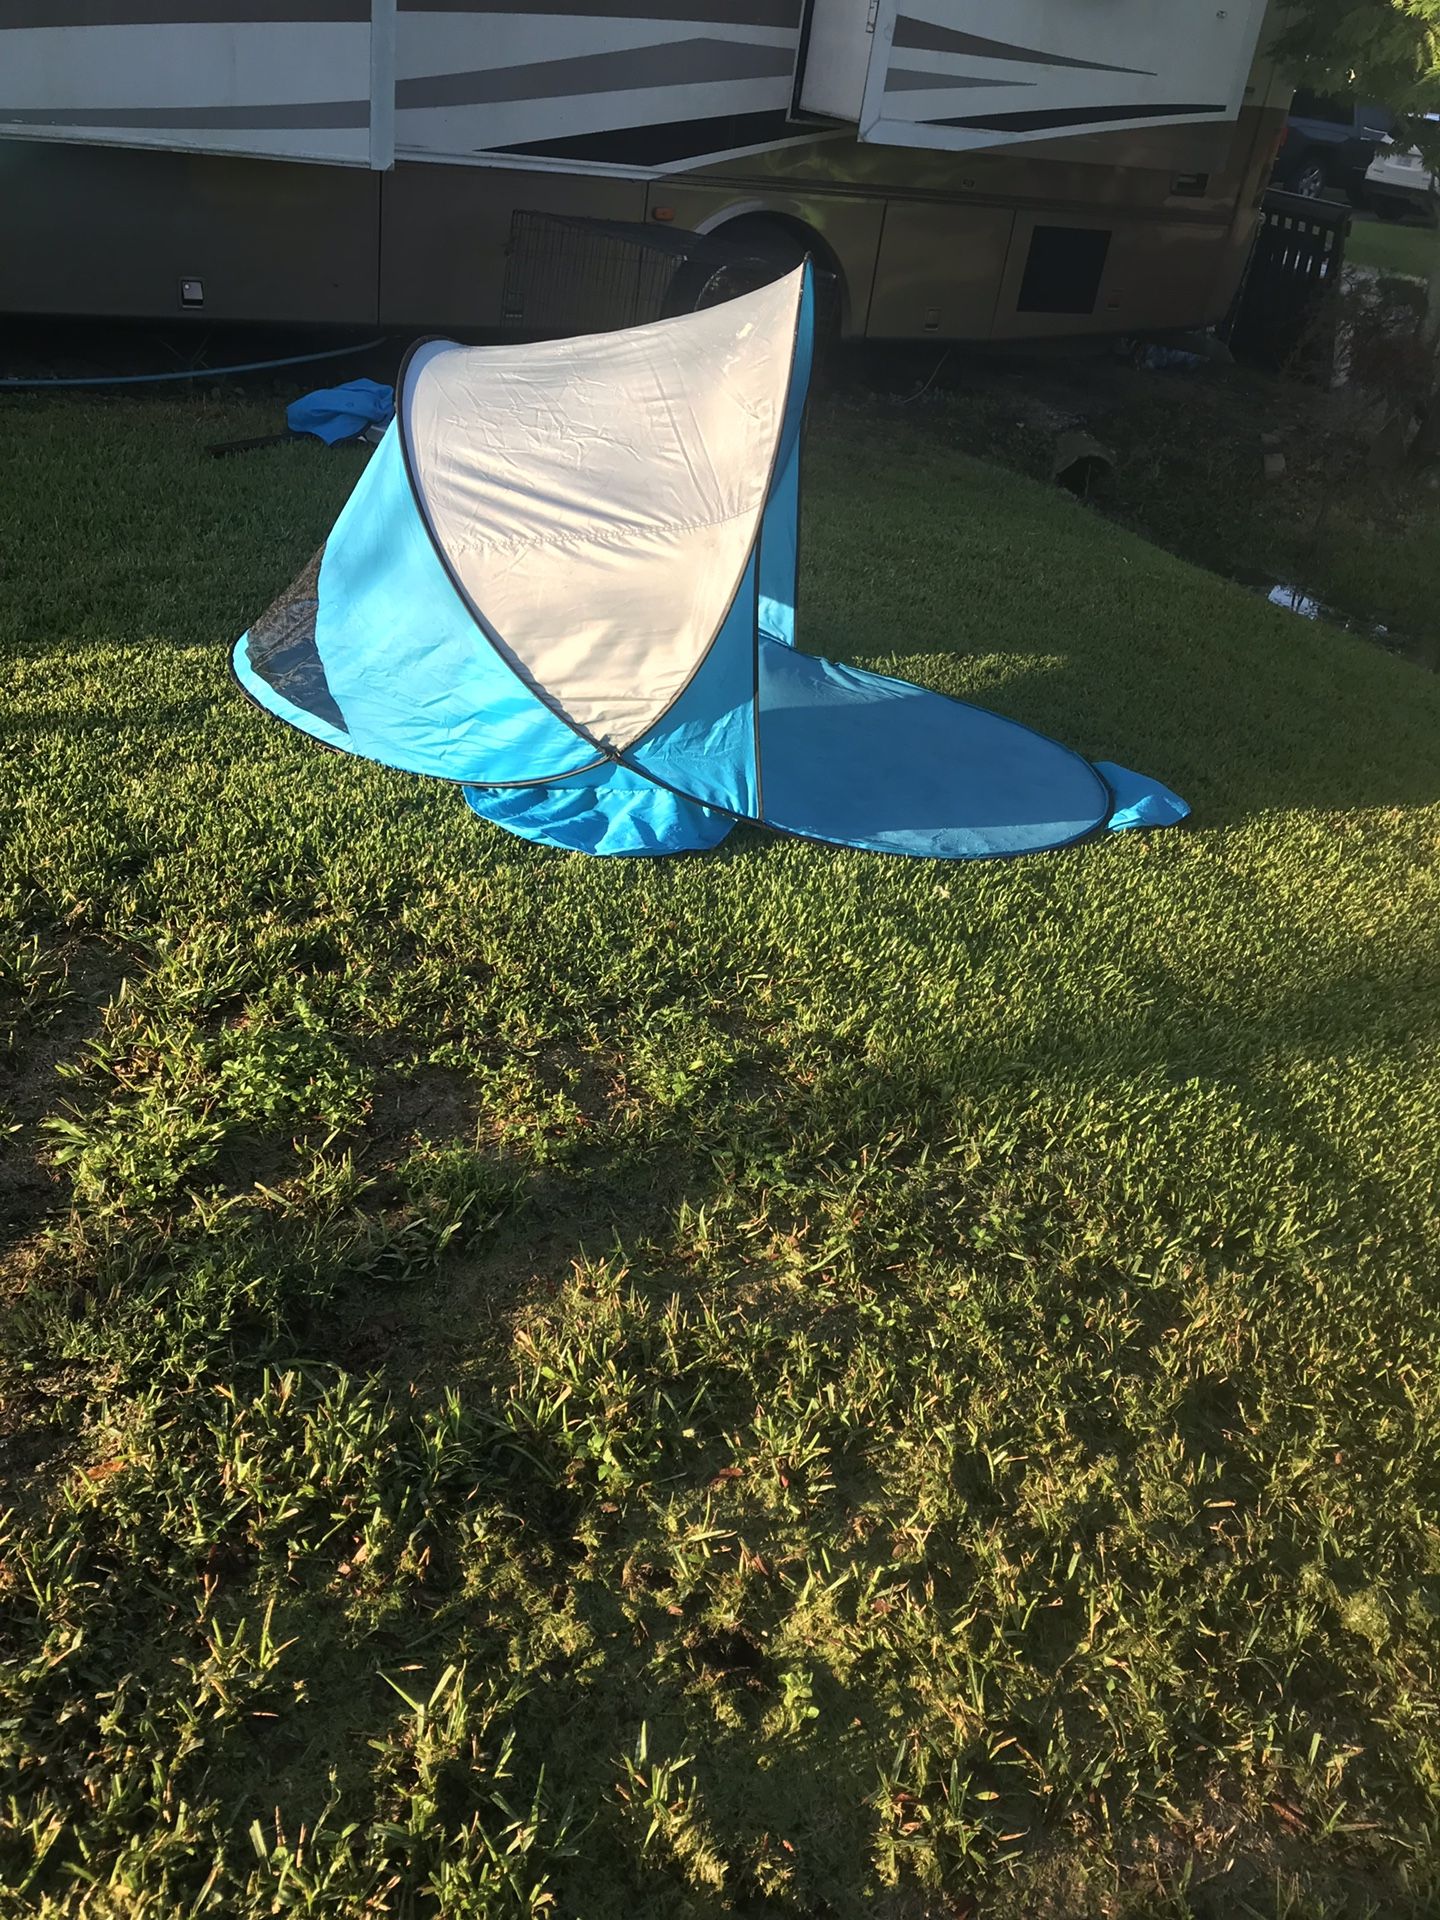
[287,378,394,446]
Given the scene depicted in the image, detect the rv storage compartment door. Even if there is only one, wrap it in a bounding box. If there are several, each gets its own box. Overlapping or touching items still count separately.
[0,0,395,168]
[798,0,1268,152]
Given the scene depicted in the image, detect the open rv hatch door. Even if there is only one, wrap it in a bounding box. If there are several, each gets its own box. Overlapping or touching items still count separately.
[797,0,1270,152]
[0,0,395,168]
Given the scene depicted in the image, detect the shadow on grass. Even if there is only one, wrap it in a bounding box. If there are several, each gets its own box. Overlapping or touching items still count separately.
[2,901,1437,1915]
[3,1071,1428,1919]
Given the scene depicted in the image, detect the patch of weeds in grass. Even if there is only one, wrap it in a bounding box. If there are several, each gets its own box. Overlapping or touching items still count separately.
[869,339,1440,663]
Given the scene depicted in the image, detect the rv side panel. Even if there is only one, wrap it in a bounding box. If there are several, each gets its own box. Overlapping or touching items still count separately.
[865,201,1014,339]
[0,139,381,322]
[0,4,392,169]
[379,163,647,329]
[393,0,812,170]
[995,212,1229,338]
[795,0,872,123]
[851,0,1270,154]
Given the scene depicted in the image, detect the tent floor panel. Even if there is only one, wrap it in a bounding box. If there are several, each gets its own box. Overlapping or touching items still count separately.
[753,641,1114,860]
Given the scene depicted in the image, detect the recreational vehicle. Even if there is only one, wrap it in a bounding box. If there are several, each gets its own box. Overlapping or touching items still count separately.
[0,1,1293,344]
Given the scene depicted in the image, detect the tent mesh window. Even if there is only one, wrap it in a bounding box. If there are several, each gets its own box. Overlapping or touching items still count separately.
[242,546,349,733]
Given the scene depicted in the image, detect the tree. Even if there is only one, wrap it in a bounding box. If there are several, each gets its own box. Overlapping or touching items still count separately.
[1271,0,1440,151]
[1269,5,1440,463]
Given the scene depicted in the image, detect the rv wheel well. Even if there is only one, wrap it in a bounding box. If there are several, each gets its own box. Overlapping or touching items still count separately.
[691,212,847,336]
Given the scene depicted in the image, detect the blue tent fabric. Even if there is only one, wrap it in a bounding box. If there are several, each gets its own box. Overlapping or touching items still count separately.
[288,379,394,446]
[235,425,599,786]
[751,643,1112,859]
[235,265,1188,861]
[464,762,733,856]
[1095,761,1191,832]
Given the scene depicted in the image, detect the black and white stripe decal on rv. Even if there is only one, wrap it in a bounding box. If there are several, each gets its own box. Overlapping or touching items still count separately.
[396,39,793,113]
[0,99,368,128]
[396,0,804,151]
[884,70,1030,95]
[396,0,801,22]
[0,8,373,138]
[393,7,803,164]
[890,15,1156,77]
[493,107,817,168]
[884,13,1224,137]
[2,0,365,21]
[926,101,1226,134]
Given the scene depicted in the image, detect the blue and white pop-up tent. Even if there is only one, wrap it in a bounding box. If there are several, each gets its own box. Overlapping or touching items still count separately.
[233,264,1186,858]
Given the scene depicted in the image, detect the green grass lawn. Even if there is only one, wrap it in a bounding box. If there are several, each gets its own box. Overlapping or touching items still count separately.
[1345,216,1438,281]
[3,390,1440,1920]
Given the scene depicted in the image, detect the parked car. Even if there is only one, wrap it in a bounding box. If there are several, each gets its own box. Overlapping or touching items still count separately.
[1274,90,1394,201]
[1365,127,1439,224]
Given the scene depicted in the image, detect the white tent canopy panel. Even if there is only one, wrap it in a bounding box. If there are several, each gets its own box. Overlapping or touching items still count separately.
[401,273,802,754]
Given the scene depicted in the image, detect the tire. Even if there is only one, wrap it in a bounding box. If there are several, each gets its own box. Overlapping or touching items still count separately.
[1291,154,1329,200]
[663,218,841,366]
[665,225,805,315]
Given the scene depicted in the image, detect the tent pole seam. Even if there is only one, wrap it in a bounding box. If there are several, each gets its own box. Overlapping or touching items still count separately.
[752,526,766,824]
[618,263,811,769]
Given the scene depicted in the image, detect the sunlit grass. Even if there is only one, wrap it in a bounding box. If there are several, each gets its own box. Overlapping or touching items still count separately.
[2,388,1439,1918]
[1346,215,1438,280]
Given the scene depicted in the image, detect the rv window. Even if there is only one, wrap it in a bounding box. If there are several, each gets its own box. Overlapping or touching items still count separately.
[1017,228,1111,316]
